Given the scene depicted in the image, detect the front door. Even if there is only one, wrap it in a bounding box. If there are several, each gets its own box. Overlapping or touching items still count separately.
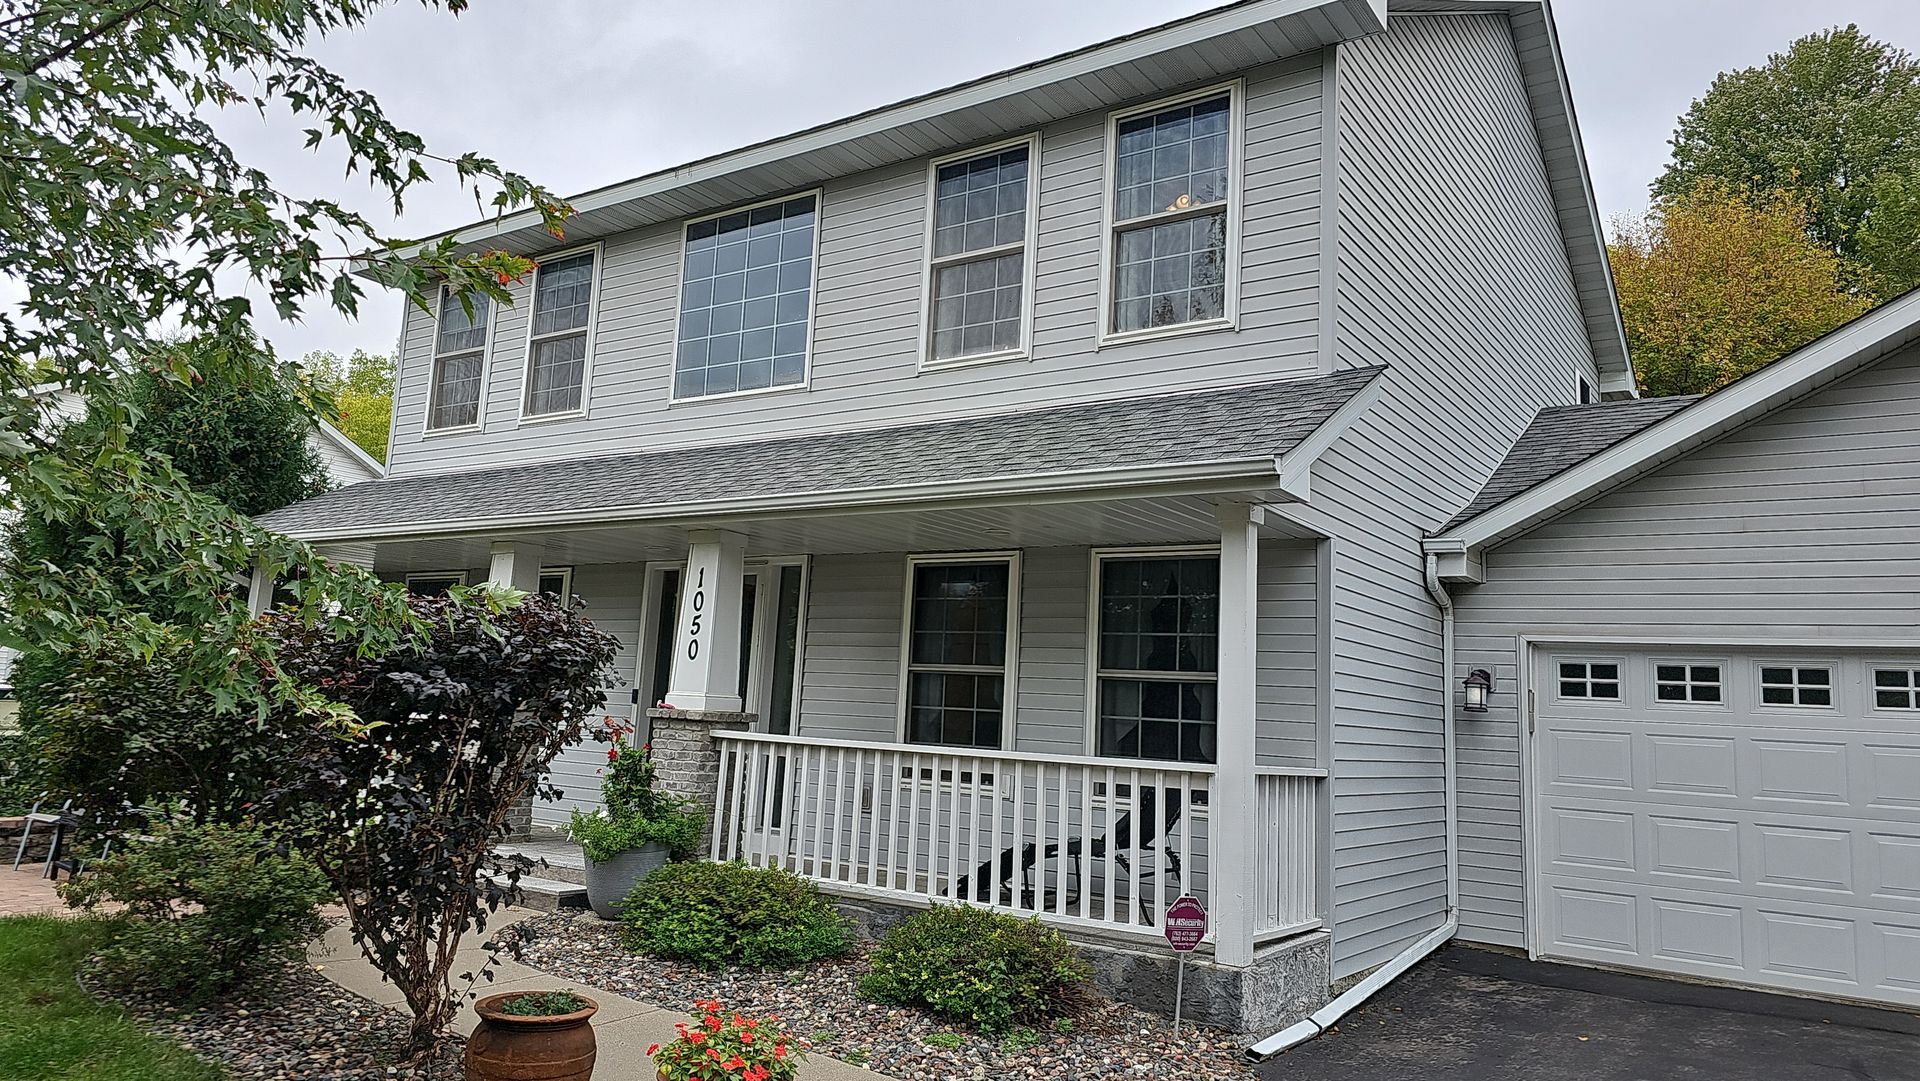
[641,561,804,733]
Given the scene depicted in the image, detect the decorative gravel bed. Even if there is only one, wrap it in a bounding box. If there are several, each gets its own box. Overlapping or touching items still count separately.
[90,962,465,1080]
[495,912,1256,1081]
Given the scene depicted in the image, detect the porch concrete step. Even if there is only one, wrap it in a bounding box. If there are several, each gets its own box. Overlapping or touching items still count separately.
[488,872,587,913]
[495,837,588,886]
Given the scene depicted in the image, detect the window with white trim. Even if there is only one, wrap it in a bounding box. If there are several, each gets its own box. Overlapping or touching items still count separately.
[537,567,573,601]
[926,141,1032,363]
[523,250,595,416]
[1096,554,1219,763]
[1107,90,1233,336]
[405,571,467,595]
[904,560,1012,749]
[1655,663,1722,704]
[1558,661,1620,700]
[1873,667,1920,710]
[428,288,489,429]
[673,194,817,399]
[1760,665,1832,707]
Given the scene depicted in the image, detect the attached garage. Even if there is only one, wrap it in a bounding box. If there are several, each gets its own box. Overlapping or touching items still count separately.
[1531,646,1920,1007]
[1425,290,1920,1010]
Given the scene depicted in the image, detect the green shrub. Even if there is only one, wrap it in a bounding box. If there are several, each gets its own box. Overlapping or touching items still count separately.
[857,904,1090,1033]
[59,821,331,999]
[566,736,703,862]
[620,861,849,968]
[498,990,587,1016]
[0,731,39,816]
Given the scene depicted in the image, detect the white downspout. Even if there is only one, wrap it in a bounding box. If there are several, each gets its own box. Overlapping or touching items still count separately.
[1248,553,1461,1059]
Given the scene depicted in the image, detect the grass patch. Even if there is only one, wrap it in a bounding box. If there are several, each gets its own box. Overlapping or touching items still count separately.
[0,916,223,1081]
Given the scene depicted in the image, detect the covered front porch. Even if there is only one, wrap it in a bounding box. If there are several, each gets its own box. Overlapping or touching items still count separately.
[260,369,1384,967]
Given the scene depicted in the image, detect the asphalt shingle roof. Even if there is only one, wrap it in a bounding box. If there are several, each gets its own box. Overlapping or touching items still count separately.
[1440,395,1701,532]
[259,367,1384,537]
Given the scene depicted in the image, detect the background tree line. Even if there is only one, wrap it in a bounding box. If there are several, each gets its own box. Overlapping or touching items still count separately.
[1615,24,1920,396]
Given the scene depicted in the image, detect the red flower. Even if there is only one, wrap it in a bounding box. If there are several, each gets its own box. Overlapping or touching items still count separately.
[745,1066,768,1081]
[725,1055,747,1070]
[774,1044,788,1060]
[705,1013,723,1031]
[607,747,619,762]
[688,1031,705,1045]
[740,1031,754,1045]
[646,1043,660,1056]
[707,1047,723,1061]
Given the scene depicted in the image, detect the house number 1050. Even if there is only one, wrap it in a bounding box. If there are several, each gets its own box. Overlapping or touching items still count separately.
[685,566,706,660]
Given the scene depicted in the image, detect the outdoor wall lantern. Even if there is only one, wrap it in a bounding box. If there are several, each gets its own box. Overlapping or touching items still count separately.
[1462,669,1493,713]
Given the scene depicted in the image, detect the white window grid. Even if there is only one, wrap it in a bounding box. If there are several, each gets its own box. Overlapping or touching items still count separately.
[1872,666,1920,710]
[897,553,1021,751]
[920,135,1040,369]
[1556,660,1622,701]
[1653,662,1723,705]
[1758,665,1833,708]
[427,287,490,431]
[521,248,598,418]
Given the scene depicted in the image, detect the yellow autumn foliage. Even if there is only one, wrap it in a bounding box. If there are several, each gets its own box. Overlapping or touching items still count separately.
[1609,181,1874,397]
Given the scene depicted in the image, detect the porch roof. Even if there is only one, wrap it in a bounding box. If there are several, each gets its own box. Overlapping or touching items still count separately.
[258,367,1384,543]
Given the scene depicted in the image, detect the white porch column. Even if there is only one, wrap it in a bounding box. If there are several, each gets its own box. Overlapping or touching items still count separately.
[664,529,748,713]
[486,539,546,593]
[245,556,274,617]
[1213,502,1262,967]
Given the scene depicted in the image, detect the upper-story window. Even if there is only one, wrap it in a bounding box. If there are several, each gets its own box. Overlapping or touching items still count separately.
[923,137,1038,366]
[428,287,490,430]
[1104,85,1239,341]
[673,193,820,401]
[522,248,598,418]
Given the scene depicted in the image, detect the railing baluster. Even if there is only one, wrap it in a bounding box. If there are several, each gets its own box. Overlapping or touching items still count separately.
[711,742,731,862]
[906,753,923,894]
[1053,762,1068,918]
[987,755,1003,908]
[1102,765,1117,925]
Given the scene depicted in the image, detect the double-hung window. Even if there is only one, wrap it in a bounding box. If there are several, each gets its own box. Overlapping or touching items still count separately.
[428,287,489,430]
[1105,87,1237,339]
[924,138,1036,365]
[522,249,596,417]
[903,558,1015,749]
[1095,554,1219,763]
[673,193,819,400]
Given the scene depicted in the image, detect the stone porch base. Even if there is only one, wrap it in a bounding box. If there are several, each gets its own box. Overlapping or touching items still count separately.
[833,894,1331,1039]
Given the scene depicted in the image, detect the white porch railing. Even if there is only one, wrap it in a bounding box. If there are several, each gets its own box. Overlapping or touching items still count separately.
[711,731,1323,945]
[1253,766,1323,940]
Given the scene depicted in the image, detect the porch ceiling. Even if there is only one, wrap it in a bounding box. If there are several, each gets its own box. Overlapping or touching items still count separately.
[263,367,1384,548]
[363,491,1241,573]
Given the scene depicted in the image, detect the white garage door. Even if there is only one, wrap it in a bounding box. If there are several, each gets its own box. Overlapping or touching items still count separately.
[1533,648,1920,1008]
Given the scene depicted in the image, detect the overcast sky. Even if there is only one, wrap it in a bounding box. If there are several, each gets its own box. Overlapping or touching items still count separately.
[203,0,1920,361]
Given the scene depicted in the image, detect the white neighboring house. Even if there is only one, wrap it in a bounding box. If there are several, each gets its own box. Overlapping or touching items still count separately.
[0,391,382,700]
[246,0,1919,1042]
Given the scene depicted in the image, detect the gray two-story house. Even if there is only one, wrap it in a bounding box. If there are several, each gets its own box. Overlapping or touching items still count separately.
[259,0,1916,1041]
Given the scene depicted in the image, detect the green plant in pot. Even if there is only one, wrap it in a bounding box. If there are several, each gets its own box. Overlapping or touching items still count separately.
[567,722,704,919]
[467,989,599,1081]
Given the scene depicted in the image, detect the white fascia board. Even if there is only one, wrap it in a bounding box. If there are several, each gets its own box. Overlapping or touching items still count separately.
[1432,288,1920,557]
[1272,367,1386,501]
[369,0,1384,268]
[267,456,1288,544]
[315,418,386,479]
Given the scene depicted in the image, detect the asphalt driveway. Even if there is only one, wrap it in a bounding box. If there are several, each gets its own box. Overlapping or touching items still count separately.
[1259,945,1920,1081]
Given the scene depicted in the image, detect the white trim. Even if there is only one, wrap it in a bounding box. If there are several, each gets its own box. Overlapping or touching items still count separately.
[1432,288,1920,561]
[1315,46,1340,376]
[895,550,1023,752]
[536,565,574,599]
[1081,544,1224,757]
[515,241,605,424]
[1096,79,1246,348]
[273,455,1288,543]
[666,189,826,405]
[1272,370,1383,500]
[1645,656,1729,712]
[383,299,408,466]
[917,133,1042,372]
[423,284,497,434]
[313,417,385,479]
[404,569,469,592]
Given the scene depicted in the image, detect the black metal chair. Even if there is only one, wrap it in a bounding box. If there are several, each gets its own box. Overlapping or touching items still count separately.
[951,786,1185,922]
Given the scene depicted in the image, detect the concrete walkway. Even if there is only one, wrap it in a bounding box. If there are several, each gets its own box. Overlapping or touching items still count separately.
[309,913,895,1080]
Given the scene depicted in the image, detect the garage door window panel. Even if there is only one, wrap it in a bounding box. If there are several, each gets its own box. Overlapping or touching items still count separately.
[1759,666,1832,708]
[1873,667,1920,710]
[1655,663,1724,705]
[1557,660,1622,703]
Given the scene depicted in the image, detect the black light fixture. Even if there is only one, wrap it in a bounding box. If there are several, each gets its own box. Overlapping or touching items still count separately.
[1462,669,1493,713]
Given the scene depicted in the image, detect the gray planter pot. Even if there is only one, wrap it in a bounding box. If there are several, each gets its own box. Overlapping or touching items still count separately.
[583,842,671,920]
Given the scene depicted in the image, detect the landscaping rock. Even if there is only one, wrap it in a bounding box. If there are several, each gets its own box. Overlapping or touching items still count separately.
[494,911,1258,1081]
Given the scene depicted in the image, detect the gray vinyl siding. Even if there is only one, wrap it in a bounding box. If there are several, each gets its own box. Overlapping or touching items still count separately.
[1450,342,1920,949]
[386,52,1325,477]
[310,428,381,487]
[795,545,1319,762]
[1316,13,1596,978]
[535,562,647,826]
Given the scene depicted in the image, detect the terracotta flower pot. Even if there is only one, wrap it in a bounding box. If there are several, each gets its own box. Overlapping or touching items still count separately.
[465,992,599,1081]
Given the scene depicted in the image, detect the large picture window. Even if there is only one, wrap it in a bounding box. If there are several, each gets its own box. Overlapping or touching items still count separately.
[523,249,596,417]
[1095,554,1219,763]
[673,193,818,400]
[1105,88,1236,339]
[903,558,1014,749]
[428,287,489,430]
[924,138,1035,364]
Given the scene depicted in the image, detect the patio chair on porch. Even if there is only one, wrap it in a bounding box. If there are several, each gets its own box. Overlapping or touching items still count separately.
[10,796,71,877]
[950,786,1185,923]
